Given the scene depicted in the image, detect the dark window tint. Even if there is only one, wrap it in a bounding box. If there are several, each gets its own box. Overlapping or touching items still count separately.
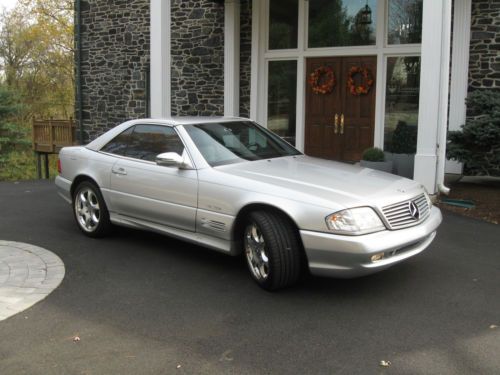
[100,126,135,156]
[101,125,184,162]
[126,125,184,161]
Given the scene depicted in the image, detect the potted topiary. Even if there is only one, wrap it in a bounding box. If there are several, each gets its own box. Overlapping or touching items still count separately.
[360,147,393,173]
[389,121,417,178]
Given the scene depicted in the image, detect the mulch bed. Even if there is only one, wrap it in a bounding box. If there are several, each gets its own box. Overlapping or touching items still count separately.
[436,176,500,225]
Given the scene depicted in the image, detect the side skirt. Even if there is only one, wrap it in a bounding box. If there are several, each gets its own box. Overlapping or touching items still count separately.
[109,213,240,256]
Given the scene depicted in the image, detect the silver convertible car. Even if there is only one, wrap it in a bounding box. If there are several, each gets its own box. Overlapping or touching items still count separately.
[56,117,442,290]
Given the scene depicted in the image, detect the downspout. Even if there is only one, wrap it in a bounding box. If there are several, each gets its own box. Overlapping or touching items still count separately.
[75,0,84,144]
[436,0,452,196]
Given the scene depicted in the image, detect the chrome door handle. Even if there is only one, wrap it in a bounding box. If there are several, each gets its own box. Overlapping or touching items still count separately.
[334,114,339,134]
[112,167,127,175]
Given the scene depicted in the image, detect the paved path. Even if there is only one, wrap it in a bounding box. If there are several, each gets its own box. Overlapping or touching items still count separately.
[0,240,65,321]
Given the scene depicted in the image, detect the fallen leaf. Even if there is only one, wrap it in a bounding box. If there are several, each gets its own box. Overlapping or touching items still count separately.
[176,364,181,369]
[73,336,81,343]
[490,325,498,329]
[379,360,391,367]
[219,350,234,362]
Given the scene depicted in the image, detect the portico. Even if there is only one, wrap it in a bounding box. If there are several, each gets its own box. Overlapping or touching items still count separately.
[151,0,472,194]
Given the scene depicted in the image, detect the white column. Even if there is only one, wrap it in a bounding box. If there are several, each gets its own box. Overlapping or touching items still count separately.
[150,0,171,118]
[446,0,472,174]
[414,0,452,193]
[295,0,306,152]
[224,0,241,117]
[250,0,263,121]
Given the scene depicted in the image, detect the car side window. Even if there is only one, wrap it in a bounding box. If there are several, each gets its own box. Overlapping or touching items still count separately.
[125,125,185,162]
[100,126,135,156]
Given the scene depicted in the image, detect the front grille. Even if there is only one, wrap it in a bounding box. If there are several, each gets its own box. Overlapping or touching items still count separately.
[382,193,430,230]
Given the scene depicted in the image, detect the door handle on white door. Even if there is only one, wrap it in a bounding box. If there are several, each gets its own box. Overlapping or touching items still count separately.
[112,167,127,175]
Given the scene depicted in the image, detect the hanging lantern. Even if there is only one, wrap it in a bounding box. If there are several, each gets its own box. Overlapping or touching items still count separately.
[359,3,372,25]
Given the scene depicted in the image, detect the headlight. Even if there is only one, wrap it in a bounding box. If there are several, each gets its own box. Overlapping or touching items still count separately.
[325,207,385,235]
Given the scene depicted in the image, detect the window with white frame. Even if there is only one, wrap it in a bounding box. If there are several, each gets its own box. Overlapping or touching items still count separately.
[260,0,423,151]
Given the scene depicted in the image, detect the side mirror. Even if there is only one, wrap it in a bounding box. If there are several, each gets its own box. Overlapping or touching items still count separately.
[155,152,193,169]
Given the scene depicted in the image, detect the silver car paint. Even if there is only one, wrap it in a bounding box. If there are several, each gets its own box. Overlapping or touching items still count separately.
[108,157,198,232]
[56,118,442,277]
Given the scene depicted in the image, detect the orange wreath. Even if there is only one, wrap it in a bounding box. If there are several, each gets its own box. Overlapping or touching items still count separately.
[347,66,374,96]
[308,66,336,95]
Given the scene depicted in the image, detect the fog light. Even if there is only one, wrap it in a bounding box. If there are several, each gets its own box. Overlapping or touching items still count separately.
[371,253,385,262]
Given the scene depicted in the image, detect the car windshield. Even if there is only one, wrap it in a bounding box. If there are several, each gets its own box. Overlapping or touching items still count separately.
[183,121,302,166]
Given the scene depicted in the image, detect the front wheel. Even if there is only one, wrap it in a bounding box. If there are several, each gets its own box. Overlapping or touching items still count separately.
[73,181,111,238]
[244,211,302,291]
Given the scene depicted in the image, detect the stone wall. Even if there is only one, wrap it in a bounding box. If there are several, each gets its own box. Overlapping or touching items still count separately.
[78,0,150,142]
[170,0,225,116]
[469,0,500,90]
[239,0,252,118]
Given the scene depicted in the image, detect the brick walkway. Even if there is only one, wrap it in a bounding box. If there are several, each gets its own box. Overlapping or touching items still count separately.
[0,241,65,321]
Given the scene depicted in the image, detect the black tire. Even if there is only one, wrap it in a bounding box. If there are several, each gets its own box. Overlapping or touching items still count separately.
[243,210,302,291]
[72,180,111,238]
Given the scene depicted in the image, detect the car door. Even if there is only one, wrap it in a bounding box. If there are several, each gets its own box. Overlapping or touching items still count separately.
[104,124,198,232]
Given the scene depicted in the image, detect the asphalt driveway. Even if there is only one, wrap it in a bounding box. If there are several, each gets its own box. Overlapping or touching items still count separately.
[0,180,498,374]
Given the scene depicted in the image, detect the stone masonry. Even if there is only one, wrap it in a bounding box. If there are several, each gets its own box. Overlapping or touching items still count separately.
[77,1,500,139]
[78,0,150,141]
[170,0,225,116]
[469,0,500,90]
[239,0,252,118]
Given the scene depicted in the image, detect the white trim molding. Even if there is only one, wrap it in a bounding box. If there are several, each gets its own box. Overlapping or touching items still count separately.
[150,0,171,118]
[414,0,452,193]
[224,0,241,117]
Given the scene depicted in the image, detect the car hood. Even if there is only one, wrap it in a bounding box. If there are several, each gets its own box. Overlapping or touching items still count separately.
[214,155,423,209]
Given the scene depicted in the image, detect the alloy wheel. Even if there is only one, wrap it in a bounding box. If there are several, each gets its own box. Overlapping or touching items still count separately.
[74,187,101,232]
[244,222,270,281]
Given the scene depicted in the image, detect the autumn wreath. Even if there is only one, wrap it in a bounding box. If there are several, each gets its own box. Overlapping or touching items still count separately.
[308,66,336,95]
[347,66,374,96]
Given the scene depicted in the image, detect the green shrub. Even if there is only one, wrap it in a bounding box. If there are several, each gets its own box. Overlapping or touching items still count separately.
[447,90,500,176]
[0,86,26,163]
[362,147,385,162]
[390,121,417,154]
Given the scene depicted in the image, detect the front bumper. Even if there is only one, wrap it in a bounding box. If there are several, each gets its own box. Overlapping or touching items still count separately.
[300,206,443,278]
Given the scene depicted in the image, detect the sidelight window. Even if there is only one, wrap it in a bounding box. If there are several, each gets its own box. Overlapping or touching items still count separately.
[384,56,420,153]
[267,60,298,146]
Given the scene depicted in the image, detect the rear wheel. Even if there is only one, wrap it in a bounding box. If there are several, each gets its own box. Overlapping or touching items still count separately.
[73,181,111,237]
[244,211,302,291]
